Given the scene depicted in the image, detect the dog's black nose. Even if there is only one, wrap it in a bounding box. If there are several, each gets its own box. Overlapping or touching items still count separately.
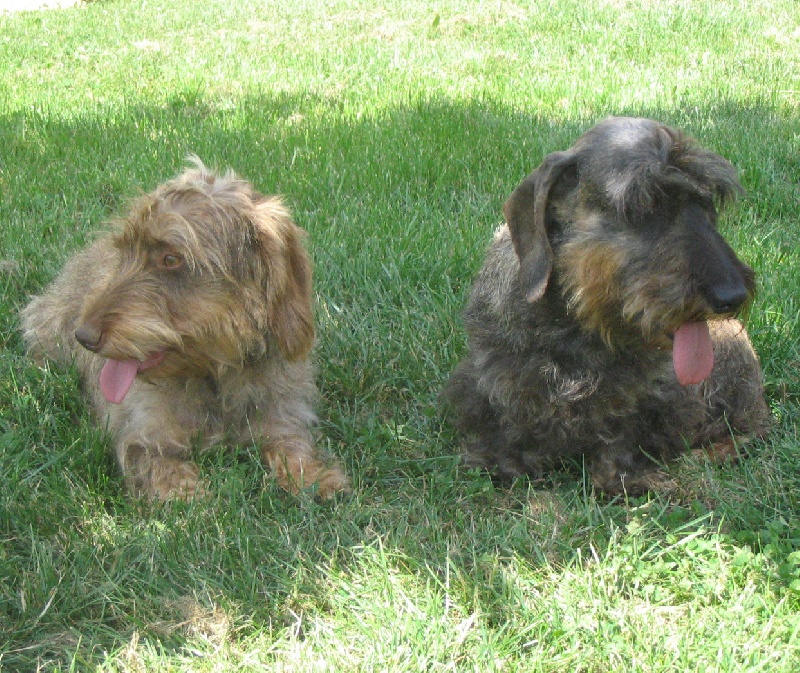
[706,281,749,314]
[75,324,103,352]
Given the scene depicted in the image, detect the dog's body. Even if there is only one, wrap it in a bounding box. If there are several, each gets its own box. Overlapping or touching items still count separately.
[22,160,349,500]
[446,117,770,493]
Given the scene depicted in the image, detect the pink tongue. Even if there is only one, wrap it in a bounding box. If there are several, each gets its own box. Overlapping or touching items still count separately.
[99,359,140,404]
[673,321,714,386]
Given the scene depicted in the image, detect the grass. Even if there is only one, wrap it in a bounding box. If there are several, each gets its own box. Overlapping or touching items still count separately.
[1,0,799,670]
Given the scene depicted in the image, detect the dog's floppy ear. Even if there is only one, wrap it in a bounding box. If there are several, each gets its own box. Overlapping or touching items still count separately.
[504,150,577,302]
[251,199,315,361]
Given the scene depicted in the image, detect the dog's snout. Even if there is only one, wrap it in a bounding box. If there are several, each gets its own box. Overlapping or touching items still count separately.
[705,280,749,314]
[75,323,103,352]
[682,204,753,316]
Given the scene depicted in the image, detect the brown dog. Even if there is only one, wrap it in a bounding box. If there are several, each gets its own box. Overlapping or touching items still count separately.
[446,117,770,493]
[22,159,349,500]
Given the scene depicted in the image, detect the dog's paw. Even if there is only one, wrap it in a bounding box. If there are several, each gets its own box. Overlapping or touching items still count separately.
[262,445,350,499]
[277,459,351,499]
[143,457,208,501]
[312,464,352,499]
[591,462,676,495]
[691,437,745,464]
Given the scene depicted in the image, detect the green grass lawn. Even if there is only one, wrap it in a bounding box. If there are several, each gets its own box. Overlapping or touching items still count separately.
[1,0,798,670]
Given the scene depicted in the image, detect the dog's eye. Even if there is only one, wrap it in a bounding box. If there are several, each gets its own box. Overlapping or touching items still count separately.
[159,253,184,270]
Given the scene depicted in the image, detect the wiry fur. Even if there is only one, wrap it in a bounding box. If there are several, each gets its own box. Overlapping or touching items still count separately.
[446,117,770,493]
[22,158,349,500]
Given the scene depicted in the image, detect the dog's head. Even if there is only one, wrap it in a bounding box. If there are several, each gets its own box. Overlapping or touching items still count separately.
[504,117,756,381]
[75,158,314,400]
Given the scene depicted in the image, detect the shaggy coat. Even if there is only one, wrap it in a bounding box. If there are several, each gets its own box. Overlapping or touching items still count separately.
[22,159,349,500]
[446,117,769,492]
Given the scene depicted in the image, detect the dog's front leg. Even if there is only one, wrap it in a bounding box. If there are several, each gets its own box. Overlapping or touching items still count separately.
[116,441,207,501]
[588,445,675,495]
[259,431,350,499]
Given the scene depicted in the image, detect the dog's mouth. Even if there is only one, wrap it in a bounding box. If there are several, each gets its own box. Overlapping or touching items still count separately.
[671,321,713,386]
[99,350,166,404]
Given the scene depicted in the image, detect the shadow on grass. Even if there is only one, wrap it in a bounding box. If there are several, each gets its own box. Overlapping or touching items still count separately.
[1,93,798,667]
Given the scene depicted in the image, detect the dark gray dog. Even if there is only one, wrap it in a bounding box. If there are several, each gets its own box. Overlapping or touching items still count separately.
[446,117,770,493]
